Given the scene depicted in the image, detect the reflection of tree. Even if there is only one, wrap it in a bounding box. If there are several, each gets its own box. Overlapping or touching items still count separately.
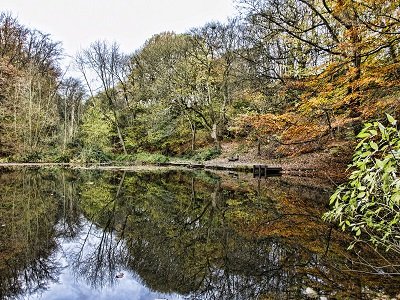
[68,220,127,289]
[0,168,80,299]
[116,172,318,298]
[76,170,400,299]
[5,168,394,299]
[56,171,84,239]
[69,171,128,288]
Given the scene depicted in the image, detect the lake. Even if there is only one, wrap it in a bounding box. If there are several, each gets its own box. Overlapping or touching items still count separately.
[0,167,399,299]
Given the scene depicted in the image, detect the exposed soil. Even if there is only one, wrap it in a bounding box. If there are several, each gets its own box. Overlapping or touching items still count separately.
[206,141,353,184]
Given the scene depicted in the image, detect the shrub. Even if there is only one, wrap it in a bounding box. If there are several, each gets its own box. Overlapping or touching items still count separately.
[192,147,221,161]
[323,114,400,252]
[114,154,136,162]
[134,152,169,164]
[78,147,112,163]
[20,151,42,163]
[53,151,72,163]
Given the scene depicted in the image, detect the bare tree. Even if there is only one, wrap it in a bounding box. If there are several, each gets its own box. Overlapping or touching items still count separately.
[58,77,86,149]
[185,20,240,148]
[76,41,130,154]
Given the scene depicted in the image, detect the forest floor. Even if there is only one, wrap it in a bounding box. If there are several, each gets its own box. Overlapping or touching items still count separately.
[203,141,353,184]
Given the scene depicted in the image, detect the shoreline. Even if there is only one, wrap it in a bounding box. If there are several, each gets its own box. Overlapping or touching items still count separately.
[0,159,341,183]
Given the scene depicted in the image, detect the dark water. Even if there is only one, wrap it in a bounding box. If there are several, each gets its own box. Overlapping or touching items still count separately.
[0,167,399,300]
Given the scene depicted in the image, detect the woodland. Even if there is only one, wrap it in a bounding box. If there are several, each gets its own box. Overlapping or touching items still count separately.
[0,1,399,167]
[0,0,400,256]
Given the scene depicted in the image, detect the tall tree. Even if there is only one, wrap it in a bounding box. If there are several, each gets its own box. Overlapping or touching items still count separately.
[184,20,240,148]
[58,77,85,149]
[76,41,130,154]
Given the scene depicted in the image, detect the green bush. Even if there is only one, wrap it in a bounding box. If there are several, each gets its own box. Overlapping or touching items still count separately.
[134,152,170,164]
[192,147,221,161]
[20,151,42,163]
[0,157,9,163]
[53,151,73,163]
[323,114,400,252]
[78,147,112,163]
[114,154,136,162]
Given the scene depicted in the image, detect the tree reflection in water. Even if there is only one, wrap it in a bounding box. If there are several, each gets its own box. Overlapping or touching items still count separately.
[77,170,400,299]
[67,220,127,289]
[0,168,399,299]
[0,168,78,299]
[68,173,129,289]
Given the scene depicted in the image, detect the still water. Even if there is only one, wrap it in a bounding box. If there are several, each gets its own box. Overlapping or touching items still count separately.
[0,167,399,300]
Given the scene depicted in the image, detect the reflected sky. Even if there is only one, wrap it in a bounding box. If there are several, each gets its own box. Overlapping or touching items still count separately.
[29,221,183,300]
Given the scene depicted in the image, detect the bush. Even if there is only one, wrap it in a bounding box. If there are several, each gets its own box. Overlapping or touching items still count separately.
[323,114,400,252]
[20,151,42,163]
[192,147,221,161]
[0,157,9,163]
[134,152,169,164]
[78,147,112,163]
[53,151,72,163]
[114,154,136,162]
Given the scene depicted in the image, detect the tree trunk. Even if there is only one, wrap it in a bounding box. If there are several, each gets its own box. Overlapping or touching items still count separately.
[28,78,33,150]
[116,123,127,155]
[389,45,398,65]
[211,123,221,150]
[70,103,75,141]
[111,109,127,155]
[324,109,333,133]
[348,21,362,96]
[191,122,196,151]
[63,96,67,150]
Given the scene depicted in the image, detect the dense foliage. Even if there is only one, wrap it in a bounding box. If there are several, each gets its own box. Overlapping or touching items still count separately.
[71,0,399,160]
[0,13,84,161]
[324,115,400,253]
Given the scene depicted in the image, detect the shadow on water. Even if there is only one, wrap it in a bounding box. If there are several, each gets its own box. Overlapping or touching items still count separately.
[0,167,399,299]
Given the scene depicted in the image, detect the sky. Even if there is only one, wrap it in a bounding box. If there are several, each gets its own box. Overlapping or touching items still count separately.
[30,222,183,300]
[1,0,237,61]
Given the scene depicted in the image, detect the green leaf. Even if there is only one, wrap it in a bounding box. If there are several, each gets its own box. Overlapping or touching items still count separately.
[357,132,370,138]
[370,141,378,151]
[376,159,385,169]
[386,114,397,126]
[360,151,372,158]
[325,118,400,252]
[378,122,386,135]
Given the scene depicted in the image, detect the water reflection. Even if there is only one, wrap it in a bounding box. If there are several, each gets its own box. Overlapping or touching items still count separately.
[0,169,62,299]
[0,167,399,299]
[31,221,179,300]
